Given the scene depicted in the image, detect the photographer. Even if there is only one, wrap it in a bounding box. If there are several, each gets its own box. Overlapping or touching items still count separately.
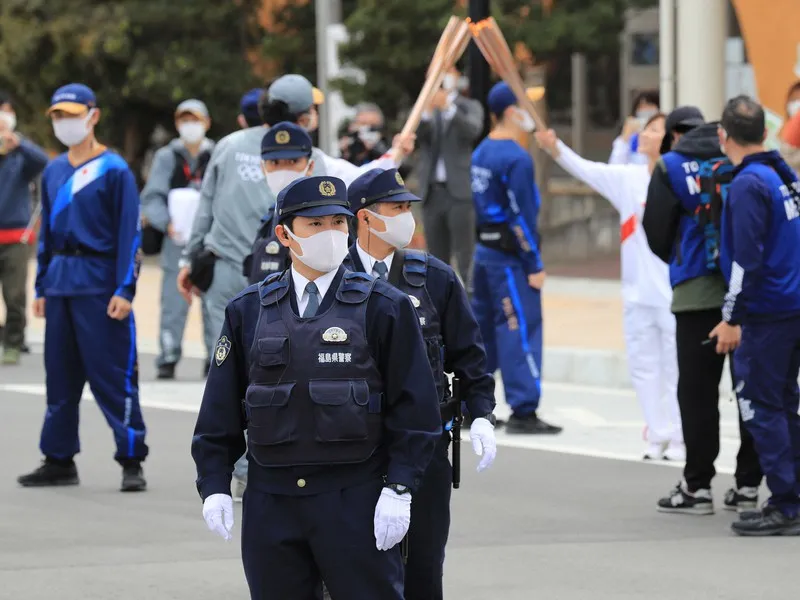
[340,103,390,166]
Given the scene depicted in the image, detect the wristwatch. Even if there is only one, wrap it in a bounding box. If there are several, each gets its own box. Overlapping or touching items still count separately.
[385,483,411,495]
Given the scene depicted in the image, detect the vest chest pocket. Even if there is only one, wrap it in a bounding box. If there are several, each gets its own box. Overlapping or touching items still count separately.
[257,336,290,368]
[245,382,297,446]
[309,379,369,443]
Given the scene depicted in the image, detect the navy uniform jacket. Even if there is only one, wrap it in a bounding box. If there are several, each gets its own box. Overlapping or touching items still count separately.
[346,246,495,419]
[191,266,442,499]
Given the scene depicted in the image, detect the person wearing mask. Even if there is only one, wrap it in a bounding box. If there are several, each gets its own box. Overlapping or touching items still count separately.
[340,103,391,167]
[140,99,215,379]
[416,65,485,286]
[178,75,415,369]
[343,167,497,599]
[642,106,762,515]
[609,90,660,166]
[191,175,442,599]
[713,96,800,536]
[17,84,147,491]
[0,89,48,365]
[470,82,561,435]
[534,116,683,460]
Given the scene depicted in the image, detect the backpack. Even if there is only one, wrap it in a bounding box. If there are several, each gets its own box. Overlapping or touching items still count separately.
[692,157,735,271]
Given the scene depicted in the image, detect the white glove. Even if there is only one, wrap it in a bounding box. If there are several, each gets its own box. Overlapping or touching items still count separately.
[470,417,497,472]
[203,493,234,541]
[373,487,412,551]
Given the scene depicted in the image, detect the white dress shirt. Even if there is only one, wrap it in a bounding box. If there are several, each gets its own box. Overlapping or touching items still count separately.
[356,240,395,279]
[421,92,458,182]
[290,266,339,316]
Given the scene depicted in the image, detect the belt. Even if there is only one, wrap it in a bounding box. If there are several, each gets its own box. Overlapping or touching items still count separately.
[53,248,113,258]
[476,223,518,254]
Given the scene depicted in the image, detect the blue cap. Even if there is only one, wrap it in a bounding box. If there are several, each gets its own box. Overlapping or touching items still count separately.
[487,82,519,116]
[347,168,420,213]
[241,88,263,122]
[48,84,97,115]
[276,176,353,221]
[261,122,313,160]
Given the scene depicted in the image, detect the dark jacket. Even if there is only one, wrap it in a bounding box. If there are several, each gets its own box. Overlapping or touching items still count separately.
[0,135,48,239]
[642,123,721,262]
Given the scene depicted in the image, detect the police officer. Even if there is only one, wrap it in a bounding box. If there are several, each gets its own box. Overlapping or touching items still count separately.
[711,96,800,536]
[343,167,497,599]
[642,106,763,515]
[242,122,309,286]
[191,175,442,599]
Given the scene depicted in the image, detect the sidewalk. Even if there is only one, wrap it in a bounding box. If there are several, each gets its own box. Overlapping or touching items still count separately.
[10,260,631,388]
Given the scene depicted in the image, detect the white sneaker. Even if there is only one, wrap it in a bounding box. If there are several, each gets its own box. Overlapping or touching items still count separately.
[643,441,667,460]
[232,477,246,503]
[664,441,686,462]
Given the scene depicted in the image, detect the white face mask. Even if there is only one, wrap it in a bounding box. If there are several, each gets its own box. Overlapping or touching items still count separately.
[513,107,535,133]
[304,111,318,133]
[265,161,312,196]
[365,209,416,249]
[442,74,457,91]
[178,122,206,144]
[285,227,349,273]
[636,109,658,128]
[358,126,381,146]
[788,100,800,118]
[0,111,16,132]
[53,110,94,147]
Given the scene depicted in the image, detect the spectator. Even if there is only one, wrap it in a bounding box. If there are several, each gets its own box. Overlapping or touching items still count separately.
[0,89,49,365]
[416,66,484,286]
[140,99,215,379]
[610,89,660,166]
[778,81,800,173]
[340,102,390,167]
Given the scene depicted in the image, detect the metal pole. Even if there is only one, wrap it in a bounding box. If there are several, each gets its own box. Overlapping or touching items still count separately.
[468,0,491,141]
[659,0,676,113]
[315,0,332,154]
[571,53,587,155]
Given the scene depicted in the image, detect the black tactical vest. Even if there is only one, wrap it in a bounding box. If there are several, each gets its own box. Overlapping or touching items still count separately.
[245,268,384,468]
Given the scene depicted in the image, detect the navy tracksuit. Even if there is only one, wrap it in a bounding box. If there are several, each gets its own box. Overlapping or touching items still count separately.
[344,247,495,599]
[191,266,442,599]
[36,150,147,463]
[470,138,544,417]
[721,151,800,517]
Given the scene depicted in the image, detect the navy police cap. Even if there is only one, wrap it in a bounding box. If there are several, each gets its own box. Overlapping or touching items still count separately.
[347,168,420,213]
[262,121,313,161]
[277,176,353,220]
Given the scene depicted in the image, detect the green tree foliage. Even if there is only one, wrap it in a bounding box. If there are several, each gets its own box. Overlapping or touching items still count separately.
[0,0,264,170]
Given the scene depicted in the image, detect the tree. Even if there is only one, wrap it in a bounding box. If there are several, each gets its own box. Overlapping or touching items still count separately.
[0,0,264,175]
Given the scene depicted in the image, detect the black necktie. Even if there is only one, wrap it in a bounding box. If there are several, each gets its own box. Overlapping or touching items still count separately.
[303,281,320,317]
[373,261,388,280]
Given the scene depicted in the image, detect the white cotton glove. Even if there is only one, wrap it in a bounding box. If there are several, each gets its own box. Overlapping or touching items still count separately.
[470,417,497,472]
[373,487,412,551]
[203,493,235,541]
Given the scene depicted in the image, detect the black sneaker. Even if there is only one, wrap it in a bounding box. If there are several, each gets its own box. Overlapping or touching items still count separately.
[120,462,147,492]
[731,505,800,536]
[657,481,714,515]
[18,459,79,487]
[157,363,176,380]
[505,412,563,435]
[723,486,759,512]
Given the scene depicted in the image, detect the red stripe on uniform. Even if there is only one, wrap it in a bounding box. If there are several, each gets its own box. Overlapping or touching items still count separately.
[620,215,636,243]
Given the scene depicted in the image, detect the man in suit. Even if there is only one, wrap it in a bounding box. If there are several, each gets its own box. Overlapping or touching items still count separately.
[416,68,484,287]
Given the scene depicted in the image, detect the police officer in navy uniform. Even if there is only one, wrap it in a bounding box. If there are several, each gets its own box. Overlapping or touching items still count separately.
[344,167,497,599]
[191,174,443,599]
[711,96,800,536]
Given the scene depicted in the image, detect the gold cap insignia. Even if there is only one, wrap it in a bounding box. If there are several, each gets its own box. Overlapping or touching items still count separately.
[322,327,348,343]
[319,180,336,197]
[395,171,404,186]
[275,130,290,144]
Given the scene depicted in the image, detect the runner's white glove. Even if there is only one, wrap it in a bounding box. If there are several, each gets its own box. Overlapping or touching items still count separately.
[203,493,234,541]
[470,417,497,472]
[373,487,411,551]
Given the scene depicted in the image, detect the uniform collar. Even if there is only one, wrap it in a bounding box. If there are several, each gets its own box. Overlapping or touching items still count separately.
[290,265,339,306]
[355,239,394,276]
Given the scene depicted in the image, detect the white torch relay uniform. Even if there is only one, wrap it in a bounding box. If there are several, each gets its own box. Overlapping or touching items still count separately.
[554,140,682,457]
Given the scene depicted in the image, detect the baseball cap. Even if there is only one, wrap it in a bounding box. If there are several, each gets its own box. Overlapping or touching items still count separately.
[276,176,353,221]
[312,87,325,105]
[261,122,313,161]
[347,168,420,213]
[47,84,97,116]
[268,75,314,115]
[240,88,264,122]
[487,81,538,116]
[660,106,706,153]
[175,99,209,119]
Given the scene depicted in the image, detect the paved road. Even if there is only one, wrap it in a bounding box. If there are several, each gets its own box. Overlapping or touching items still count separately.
[1,347,798,600]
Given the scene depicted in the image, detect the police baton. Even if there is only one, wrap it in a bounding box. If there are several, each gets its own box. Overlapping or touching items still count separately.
[451,377,462,489]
